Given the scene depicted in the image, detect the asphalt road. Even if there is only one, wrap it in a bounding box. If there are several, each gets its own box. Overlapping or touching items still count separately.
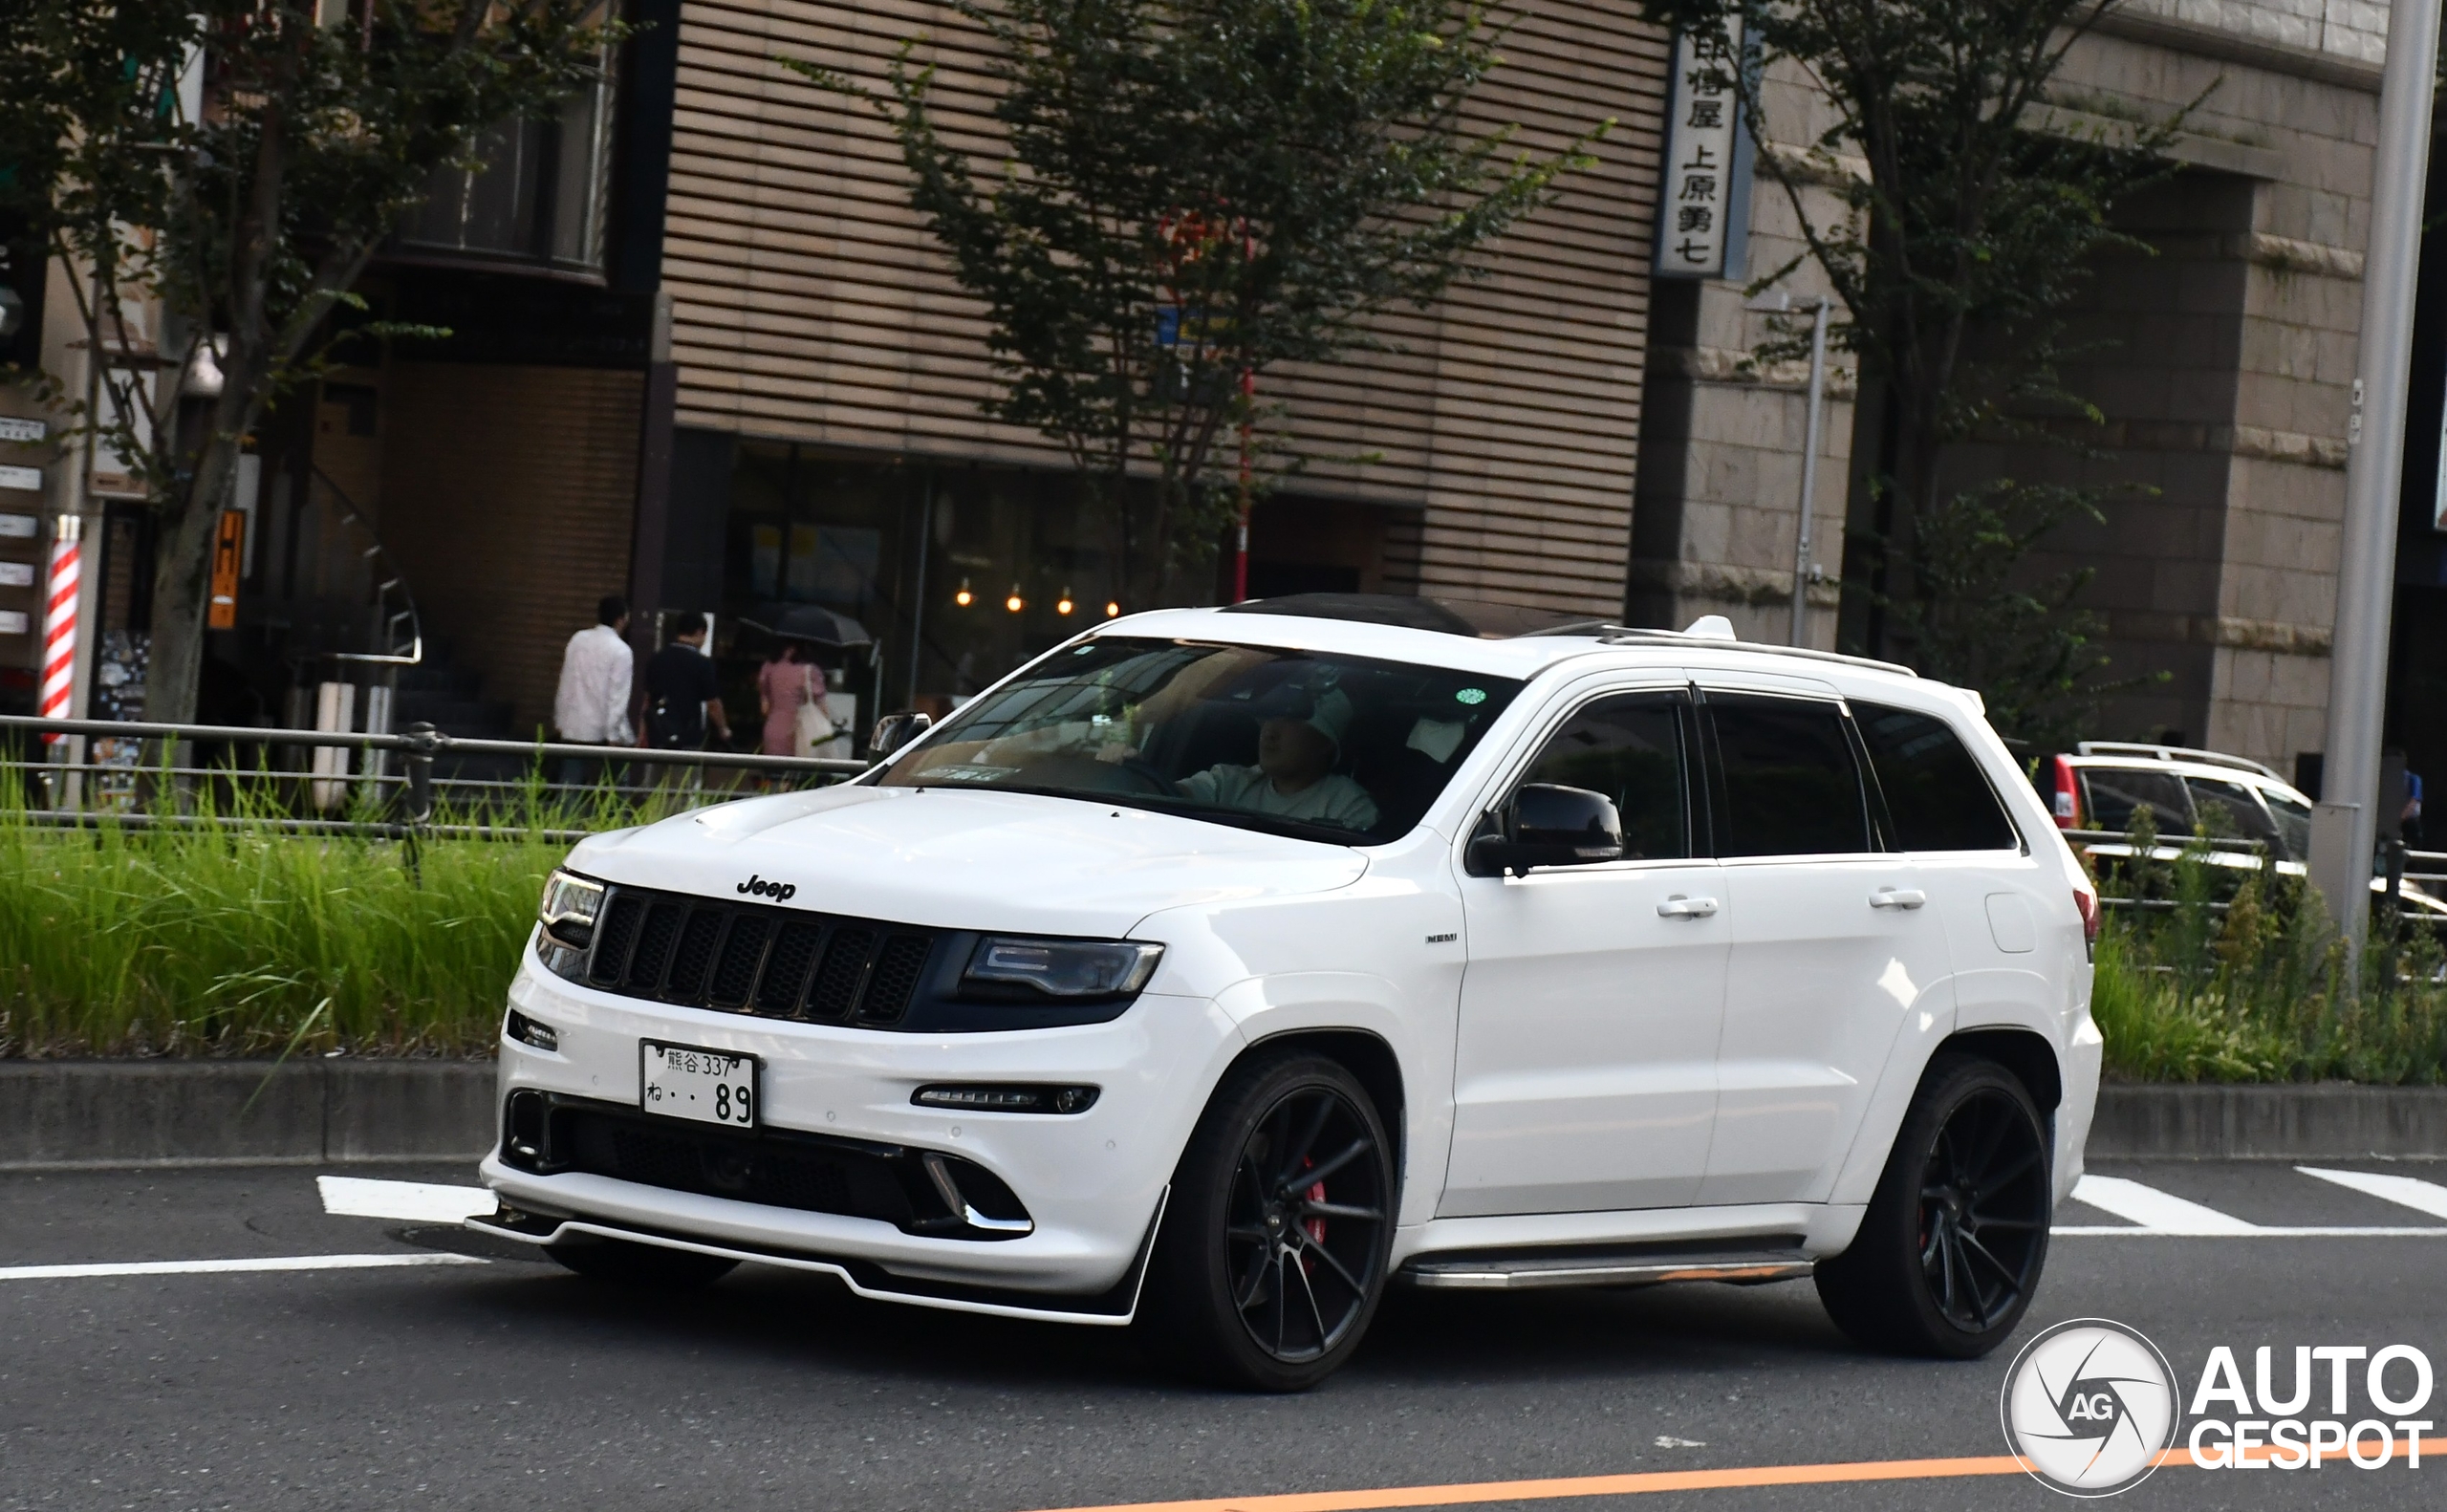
[5,1158,2446,1512]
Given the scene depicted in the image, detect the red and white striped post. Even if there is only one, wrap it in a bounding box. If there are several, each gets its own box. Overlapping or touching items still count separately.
[38,514,80,745]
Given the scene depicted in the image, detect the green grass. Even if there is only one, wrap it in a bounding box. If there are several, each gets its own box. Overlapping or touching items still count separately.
[0,767,715,1058]
[10,768,2447,1082]
[2090,822,2447,1085]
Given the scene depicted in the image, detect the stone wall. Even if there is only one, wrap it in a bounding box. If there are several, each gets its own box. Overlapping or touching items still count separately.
[1630,9,2378,770]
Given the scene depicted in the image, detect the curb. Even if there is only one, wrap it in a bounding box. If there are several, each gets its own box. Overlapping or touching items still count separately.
[0,1060,495,1171]
[2089,1083,2447,1160]
[5,1065,2445,1169]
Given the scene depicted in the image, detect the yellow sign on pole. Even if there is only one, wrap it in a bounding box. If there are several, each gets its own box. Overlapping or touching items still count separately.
[207,508,245,629]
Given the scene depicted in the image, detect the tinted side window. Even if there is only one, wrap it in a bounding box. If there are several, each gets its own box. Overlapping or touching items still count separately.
[1852,702,2019,852]
[2188,777,2280,847]
[1518,692,1692,860]
[2081,768,2192,833]
[2266,792,2312,860]
[1706,694,1870,856]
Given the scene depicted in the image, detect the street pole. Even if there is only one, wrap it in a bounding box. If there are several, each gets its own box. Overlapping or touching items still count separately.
[1792,298,1830,647]
[2309,0,2444,978]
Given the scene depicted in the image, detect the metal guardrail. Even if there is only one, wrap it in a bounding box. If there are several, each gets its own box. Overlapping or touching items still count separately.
[0,714,871,854]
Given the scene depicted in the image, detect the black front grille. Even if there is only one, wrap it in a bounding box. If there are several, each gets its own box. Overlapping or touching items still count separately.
[583,884,937,1026]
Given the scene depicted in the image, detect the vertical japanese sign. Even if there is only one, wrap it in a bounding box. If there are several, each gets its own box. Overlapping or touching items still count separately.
[1655,14,1748,280]
[207,508,245,629]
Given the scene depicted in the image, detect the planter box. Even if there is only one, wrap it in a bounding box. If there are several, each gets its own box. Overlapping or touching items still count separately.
[5,1062,2445,1169]
[2089,1083,2447,1160]
[0,1060,495,1170]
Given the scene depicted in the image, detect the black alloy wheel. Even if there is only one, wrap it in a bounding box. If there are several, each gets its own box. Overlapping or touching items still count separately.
[1916,1084,2050,1332]
[1816,1053,2050,1358]
[1137,1052,1396,1391]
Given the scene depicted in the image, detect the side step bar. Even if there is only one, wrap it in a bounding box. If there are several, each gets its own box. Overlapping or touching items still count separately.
[1401,1250,1813,1291]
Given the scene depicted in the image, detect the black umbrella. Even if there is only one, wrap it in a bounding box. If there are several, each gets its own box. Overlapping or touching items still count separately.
[741,604,874,648]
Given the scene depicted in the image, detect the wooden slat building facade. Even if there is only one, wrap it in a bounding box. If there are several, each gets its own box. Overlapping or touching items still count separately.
[661,0,1672,617]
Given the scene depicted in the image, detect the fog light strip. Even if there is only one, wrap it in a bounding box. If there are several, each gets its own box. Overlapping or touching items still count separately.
[0,1253,486,1282]
[1026,1439,2447,1512]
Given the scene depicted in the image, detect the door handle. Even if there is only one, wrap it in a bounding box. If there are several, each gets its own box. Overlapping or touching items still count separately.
[1657,895,1720,918]
[1871,887,1927,910]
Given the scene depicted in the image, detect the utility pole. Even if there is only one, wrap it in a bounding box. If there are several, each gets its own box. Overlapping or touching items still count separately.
[2309,0,2444,978]
[1744,291,1834,646]
[1791,298,1830,647]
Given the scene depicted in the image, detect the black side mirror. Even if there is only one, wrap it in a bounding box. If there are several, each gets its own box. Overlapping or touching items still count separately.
[868,711,933,760]
[1465,783,1625,876]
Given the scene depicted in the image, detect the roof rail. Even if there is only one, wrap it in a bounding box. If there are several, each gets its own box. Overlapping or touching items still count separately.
[1535,625,1918,679]
[2073,741,2283,781]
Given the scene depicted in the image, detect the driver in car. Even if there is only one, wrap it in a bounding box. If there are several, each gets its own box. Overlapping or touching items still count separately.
[1178,690,1378,832]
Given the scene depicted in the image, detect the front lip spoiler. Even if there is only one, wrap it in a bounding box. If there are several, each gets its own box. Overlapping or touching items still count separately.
[414,1191,1169,1328]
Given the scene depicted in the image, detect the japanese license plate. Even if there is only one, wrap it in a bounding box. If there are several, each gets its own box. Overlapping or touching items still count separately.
[639,1042,758,1128]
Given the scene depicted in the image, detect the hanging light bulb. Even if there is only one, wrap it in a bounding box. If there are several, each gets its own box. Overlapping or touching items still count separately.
[954,577,973,608]
[1006,585,1026,613]
[1105,600,1121,617]
[1055,587,1075,616]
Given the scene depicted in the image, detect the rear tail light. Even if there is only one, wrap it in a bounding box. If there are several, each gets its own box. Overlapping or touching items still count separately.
[2072,885,2099,957]
[2050,755,2081,830]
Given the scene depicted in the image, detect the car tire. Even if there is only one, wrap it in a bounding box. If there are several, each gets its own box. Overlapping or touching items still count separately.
[1814,1052,2052,1359]
[546,1235,740,1289]
[1136,1051,1397,1392]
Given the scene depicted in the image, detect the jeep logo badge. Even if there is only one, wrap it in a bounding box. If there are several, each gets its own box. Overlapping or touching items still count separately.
[738,875,796,901]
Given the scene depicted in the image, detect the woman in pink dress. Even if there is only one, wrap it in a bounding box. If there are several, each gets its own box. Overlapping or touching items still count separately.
[756,640,827,756]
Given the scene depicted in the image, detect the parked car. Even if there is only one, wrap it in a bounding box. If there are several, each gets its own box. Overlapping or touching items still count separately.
[464,597,2101,1389]
[2043,742,2447,924]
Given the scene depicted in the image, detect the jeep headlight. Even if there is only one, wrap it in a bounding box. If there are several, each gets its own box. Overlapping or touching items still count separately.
[963,937,1163,999]
[537,869,606,952]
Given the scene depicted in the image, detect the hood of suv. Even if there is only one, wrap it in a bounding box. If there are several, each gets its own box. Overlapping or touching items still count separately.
[566,784,1369,937]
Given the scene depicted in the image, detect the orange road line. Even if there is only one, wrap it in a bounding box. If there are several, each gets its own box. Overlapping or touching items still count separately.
[1029,1436,2447,1512]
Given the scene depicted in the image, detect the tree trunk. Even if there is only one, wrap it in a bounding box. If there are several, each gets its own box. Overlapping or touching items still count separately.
[140,459,230,727]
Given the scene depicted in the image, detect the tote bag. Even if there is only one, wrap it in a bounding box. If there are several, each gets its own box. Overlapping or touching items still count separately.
[791,666,835,756]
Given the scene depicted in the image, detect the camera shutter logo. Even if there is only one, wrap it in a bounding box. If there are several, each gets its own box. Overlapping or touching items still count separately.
[2001,1318,2180,1496]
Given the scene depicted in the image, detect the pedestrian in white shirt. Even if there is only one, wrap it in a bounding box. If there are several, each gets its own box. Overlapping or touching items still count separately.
[553,595,635,787]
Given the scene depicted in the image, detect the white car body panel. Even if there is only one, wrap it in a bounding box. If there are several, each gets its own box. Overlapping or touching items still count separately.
[477,606,2099,1313]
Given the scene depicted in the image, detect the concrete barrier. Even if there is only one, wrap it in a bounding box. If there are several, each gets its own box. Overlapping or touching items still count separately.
[0,1060,494,1170]
[2089,1083,2447,1160]
[4,1062,2445,1168]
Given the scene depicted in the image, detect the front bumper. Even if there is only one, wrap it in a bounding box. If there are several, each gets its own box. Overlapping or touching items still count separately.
[485,945,1240,1298]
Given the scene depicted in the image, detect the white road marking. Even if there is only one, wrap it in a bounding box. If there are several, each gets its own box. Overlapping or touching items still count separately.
[2068,1174,2260,1234]
[2051,1171,2447,1236]
[2052,1224,2447,1236]
[317,1175,496,1223]
[0,1253,486,1281]
[2297,1165,2447,1220]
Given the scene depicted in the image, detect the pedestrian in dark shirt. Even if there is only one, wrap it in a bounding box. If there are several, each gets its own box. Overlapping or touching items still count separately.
[641,613,731,751]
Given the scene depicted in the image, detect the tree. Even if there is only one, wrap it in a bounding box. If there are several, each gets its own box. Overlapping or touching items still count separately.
[0,0,616,725]
[1637,0,2176,743]
[790,0,1603,603]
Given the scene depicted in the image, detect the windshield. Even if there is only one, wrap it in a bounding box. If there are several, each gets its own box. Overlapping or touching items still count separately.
[877,637,1524,842]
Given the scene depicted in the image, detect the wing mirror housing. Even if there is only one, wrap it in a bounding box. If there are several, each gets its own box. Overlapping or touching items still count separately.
[1465,783,1625,876]
[868,711,933,760]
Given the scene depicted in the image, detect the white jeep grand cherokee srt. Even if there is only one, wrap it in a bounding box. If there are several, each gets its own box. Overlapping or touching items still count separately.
[469,600,2101,1390]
